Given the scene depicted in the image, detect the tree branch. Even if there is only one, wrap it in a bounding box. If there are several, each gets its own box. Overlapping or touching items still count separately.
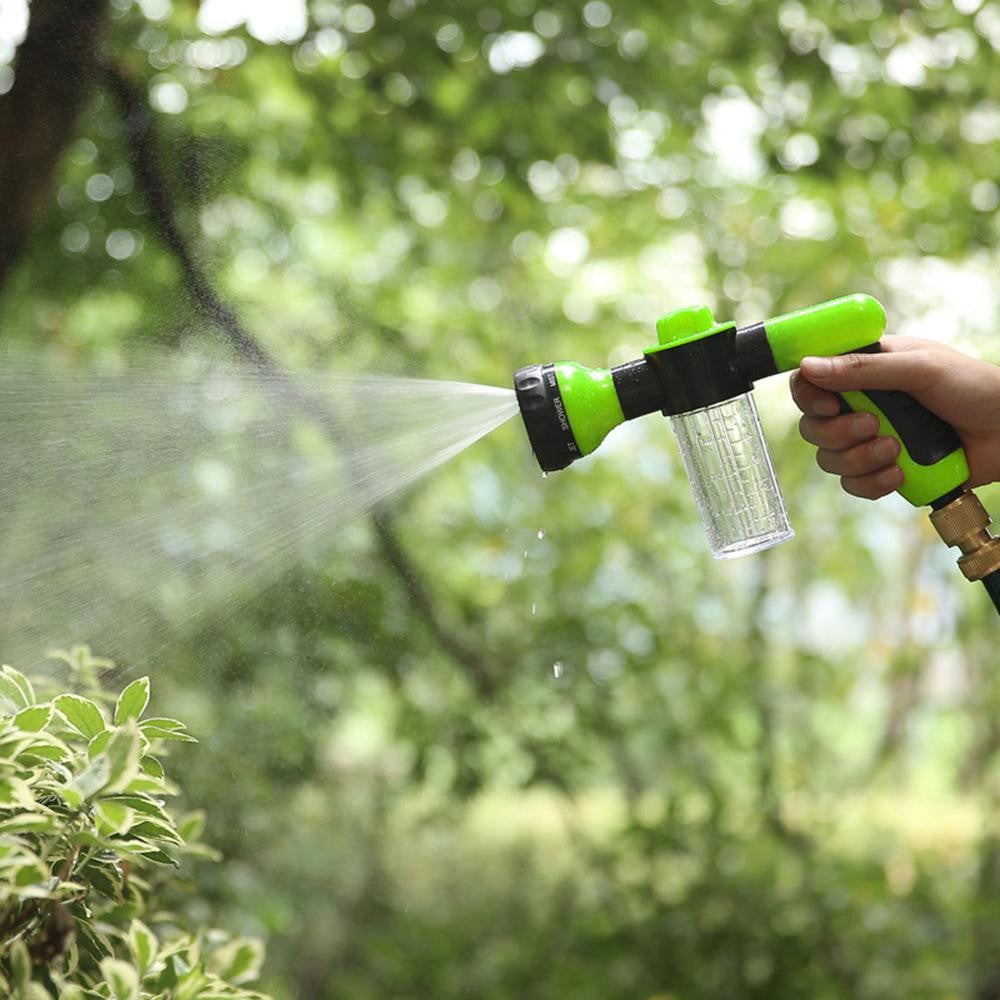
[0,0,110,294]
[102,60,495,695]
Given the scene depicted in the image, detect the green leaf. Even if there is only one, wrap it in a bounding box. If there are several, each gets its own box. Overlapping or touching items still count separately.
[123,773,179,796]
[140,717,197,743]
[0,776,38,810]
[0,812,57,834]
[139,717,184,731]
[14,861,47,886]
[128,818,183,846]
[16,737,69,763]
[0,665,33,713]
[156,950,192,991]
[102,724,142,795]
[0,728,31,759]
[61,756,110,808]
[10,939,31,994]
[178,809,207,842]
[100,957,139,1000]
[55,695,106,740]
[127,918,158,976]
[181,841,222,863]
[0,839,43,870]
[85,858,124,899]
[114,677,150,726]
[75,917,116,962]
[95,800,135,835]
[87,729,111,759]
[210,937,264,986]
[109,793,170,819]
[13,704,52,733]
[139,755,165,778]
[4,666,34,706]
[137,848,179,867]
[66,724,143,808]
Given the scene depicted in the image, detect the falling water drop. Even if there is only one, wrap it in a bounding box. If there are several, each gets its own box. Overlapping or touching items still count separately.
[530,603,537,615]
[537,529,545,540]
[552,660,564,679]
[541,471,548,479]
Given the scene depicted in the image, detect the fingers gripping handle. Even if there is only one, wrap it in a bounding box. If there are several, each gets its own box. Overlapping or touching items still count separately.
[835,345,969,507]
[751,293,969,508]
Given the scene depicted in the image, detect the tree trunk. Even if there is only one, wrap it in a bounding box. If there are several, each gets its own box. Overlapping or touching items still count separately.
[0,0,109,294]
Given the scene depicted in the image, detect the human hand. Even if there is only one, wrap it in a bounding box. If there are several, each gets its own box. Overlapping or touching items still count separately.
[790,337,1000,499]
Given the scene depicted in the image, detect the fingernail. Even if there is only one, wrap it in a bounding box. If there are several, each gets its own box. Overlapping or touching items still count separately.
[850,413,878,439]
[873,437,900,463]
[802,356,833,378]
[879,464,904,488]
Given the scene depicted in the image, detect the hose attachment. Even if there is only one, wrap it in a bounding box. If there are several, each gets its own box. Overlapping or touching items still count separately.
[929,490,1000,613]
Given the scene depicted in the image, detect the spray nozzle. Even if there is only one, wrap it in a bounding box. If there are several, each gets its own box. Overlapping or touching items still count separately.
[512,362,628,472]
[514,295,894,471]
[514,293,979,565]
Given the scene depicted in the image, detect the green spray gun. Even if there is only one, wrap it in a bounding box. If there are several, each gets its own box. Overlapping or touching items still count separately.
[513,293,1000,608]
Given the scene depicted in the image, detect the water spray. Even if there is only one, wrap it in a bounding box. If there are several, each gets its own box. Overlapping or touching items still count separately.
[513,294,1000,613]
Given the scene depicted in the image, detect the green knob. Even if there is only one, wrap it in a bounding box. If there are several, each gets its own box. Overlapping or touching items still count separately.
[655,305,719,346]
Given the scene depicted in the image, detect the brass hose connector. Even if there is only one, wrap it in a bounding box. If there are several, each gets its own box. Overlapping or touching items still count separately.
[929,490,1000,581]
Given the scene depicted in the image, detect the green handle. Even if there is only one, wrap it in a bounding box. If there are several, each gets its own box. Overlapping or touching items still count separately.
[837,369,969,508]
[763,294,970,507]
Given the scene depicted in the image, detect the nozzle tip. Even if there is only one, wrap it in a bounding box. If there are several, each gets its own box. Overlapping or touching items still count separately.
[513,364,580,472]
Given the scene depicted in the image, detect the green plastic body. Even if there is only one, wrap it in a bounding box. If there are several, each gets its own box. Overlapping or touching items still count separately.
[764,293,887,370]
[549,293,969,508]
[551,362,623,457]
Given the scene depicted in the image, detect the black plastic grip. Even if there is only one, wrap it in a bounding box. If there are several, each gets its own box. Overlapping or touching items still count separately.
[836,344,962,467]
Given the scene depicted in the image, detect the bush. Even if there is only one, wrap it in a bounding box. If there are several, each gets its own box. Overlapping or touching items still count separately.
[0,647,271,1000]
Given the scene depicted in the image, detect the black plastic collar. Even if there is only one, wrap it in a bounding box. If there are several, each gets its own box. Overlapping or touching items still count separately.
[643,325,753,415]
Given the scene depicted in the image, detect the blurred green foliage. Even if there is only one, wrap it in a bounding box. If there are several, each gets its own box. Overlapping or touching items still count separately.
[3,0,1000,997]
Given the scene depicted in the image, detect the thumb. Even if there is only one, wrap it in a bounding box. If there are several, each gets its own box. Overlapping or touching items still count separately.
[799,350,940,394]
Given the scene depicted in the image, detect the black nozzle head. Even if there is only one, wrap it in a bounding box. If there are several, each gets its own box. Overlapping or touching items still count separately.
[513,364,580,472]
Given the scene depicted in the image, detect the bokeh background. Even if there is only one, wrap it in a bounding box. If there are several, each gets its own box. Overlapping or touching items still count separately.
[2,0,1000,996]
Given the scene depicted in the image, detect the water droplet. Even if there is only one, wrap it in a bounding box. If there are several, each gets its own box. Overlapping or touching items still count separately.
[537,529,545,540]
[522,550,528,559]
[531,603,537,615]
[541,471,548,479]
[552,660,564,679]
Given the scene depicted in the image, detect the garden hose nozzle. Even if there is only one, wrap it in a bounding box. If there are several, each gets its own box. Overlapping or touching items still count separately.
[514,293,998,609]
